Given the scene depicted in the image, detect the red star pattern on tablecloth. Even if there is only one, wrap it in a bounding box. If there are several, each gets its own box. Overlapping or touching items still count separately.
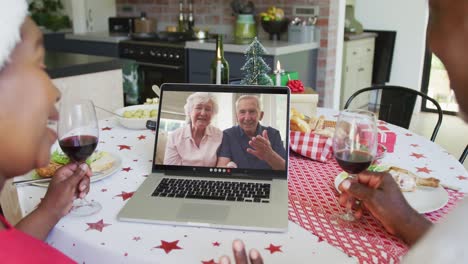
[86,219,111,232]
[212,241,220,247]
[122,167,132,172]
[410,152,426,159]
[265,244,282,254]
[405,133,413,136]
[416,166,432,174]
[101,188,107,192]
[133,159,138,162]
[117,145,131,150]
[410,144,419,147]
[201,259,217,264]
[133,236,141,241]
[115,191,135,201]
[457,176,468,181]
[101,127,112,131]
[153,240,182,254]
[137,135,146,140]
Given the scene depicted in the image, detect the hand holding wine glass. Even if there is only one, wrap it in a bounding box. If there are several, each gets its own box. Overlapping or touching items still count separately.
[57,98,101,216]
[333,109,378,222]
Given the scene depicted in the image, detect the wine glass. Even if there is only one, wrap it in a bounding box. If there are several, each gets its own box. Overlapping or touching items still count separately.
[332,109,378,222]
[57,98,101,216]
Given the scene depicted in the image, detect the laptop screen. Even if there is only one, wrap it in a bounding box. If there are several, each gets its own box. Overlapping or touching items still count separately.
[152,84,290,178]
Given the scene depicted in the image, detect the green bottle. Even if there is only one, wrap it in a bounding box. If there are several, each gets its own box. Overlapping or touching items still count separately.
[210,35,229,84]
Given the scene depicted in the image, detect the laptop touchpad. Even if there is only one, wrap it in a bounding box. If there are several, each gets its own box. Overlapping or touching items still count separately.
[177,203,229,221]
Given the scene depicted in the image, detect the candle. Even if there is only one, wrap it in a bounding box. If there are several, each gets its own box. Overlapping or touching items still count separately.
[275,60,284,86]
[216,60,221,84]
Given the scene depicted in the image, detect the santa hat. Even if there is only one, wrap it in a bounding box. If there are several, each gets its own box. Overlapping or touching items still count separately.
[0,0,28,70]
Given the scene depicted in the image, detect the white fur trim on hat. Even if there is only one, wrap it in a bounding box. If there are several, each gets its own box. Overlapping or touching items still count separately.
[0,0,28,70]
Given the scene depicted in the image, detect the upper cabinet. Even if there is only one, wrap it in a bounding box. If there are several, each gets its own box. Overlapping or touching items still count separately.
[70,0,116,33]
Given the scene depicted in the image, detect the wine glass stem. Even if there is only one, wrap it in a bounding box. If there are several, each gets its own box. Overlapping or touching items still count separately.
[343,173,361,221]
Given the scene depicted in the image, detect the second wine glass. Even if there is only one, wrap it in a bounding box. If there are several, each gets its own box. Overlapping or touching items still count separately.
[332,109,378,222]
[57,98,101,216]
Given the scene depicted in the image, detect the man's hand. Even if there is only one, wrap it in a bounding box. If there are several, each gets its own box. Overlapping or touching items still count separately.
[40,163,91,219]
[247,130,273,161]
[339,171,432,246]
[219,239,263,264]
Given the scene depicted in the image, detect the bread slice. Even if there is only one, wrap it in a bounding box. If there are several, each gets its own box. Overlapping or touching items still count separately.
[90,152,115,172]
[388,166,440,192]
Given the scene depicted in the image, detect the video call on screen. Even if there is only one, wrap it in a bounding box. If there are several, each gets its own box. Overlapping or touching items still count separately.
[154,91,288,171]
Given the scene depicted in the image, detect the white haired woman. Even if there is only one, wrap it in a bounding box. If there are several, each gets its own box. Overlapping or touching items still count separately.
[164,92,223,166]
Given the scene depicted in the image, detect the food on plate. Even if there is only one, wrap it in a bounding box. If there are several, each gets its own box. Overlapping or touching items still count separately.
[35,150,115,178]
[144,97,159,105]
[36,162,63,178]
[89,152,115,172]
[388,166,440,192]
[123,108,157,119]
[290,108,335,136]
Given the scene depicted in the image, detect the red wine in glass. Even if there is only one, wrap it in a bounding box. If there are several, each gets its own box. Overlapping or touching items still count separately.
[335,150,373,175]
[57,98,101,216]
[332,109,378,223]
[59,135,98,163]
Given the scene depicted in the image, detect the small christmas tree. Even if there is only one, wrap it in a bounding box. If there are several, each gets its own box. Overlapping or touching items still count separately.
[240,37,273,85]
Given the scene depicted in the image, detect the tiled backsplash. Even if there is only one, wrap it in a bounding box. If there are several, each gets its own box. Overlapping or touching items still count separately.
[116,0,339,107]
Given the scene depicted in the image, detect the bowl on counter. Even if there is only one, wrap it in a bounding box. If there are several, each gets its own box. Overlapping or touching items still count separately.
[114,104,158,130]
[260,18,290,40]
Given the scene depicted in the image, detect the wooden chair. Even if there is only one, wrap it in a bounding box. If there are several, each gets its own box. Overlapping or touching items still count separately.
[344,85,443,142]
[460,145,468,164]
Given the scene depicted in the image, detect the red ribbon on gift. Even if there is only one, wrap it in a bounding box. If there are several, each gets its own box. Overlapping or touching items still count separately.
[287,80,305,93]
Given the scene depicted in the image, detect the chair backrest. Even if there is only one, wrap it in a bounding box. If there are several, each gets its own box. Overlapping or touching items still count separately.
[460,145,468,164]
[344,85,443,142]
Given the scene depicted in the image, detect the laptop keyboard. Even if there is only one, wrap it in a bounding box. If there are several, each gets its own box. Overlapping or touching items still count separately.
[151,178,271,203]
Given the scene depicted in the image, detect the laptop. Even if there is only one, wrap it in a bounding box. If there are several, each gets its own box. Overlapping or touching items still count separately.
[118,83,290,232]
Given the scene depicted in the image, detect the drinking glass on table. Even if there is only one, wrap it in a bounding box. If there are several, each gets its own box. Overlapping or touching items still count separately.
[57,98,101,216]
[332,109,378,222]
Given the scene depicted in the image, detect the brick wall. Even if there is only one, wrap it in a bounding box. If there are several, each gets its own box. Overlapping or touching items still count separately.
[117,0,339,107]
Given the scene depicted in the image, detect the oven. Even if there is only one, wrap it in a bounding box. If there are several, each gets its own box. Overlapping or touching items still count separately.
[119,40,187,104]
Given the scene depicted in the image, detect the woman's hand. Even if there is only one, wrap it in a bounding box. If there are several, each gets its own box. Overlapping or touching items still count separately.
[39,163,91,219]
[339,171,432,245]
[219,240,263,264]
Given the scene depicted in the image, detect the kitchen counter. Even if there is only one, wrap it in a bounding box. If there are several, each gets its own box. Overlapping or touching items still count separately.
[45,51,127,79]
[185,39,320,55]
[65,31,129,43]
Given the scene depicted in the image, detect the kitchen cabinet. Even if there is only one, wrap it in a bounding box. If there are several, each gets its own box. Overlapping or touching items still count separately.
[187,48,318,87]
[44,33,120,57]
[186,40,319,87]
[340,35,376,109]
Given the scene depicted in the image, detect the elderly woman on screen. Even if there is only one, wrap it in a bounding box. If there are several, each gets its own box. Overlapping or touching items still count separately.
[164,92,222,166]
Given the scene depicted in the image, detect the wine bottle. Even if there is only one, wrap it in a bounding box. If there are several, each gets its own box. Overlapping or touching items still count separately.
[210,35,229,84]
[177,0,185,32]
[187,0,194,32]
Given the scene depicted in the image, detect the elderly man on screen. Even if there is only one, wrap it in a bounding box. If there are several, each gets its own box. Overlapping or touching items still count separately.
[216,95,286,170]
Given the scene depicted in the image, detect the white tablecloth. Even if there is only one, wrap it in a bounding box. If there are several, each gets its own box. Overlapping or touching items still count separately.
[14,109,467,263]
[15,117,354,264]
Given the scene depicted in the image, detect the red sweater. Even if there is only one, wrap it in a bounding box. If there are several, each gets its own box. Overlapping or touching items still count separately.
[0,215,75,263]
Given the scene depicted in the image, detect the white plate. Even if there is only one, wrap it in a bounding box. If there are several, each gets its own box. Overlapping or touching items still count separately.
[31,152,122,187]
[334,171,449,214]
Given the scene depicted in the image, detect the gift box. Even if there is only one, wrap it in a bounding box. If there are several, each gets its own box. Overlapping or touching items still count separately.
[378,125,396,153]
[289,131,333,162]
[269,71,299,86]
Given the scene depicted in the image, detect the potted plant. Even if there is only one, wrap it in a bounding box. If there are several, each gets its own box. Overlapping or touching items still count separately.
[230,0,256,44]
[29,0,71,32]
